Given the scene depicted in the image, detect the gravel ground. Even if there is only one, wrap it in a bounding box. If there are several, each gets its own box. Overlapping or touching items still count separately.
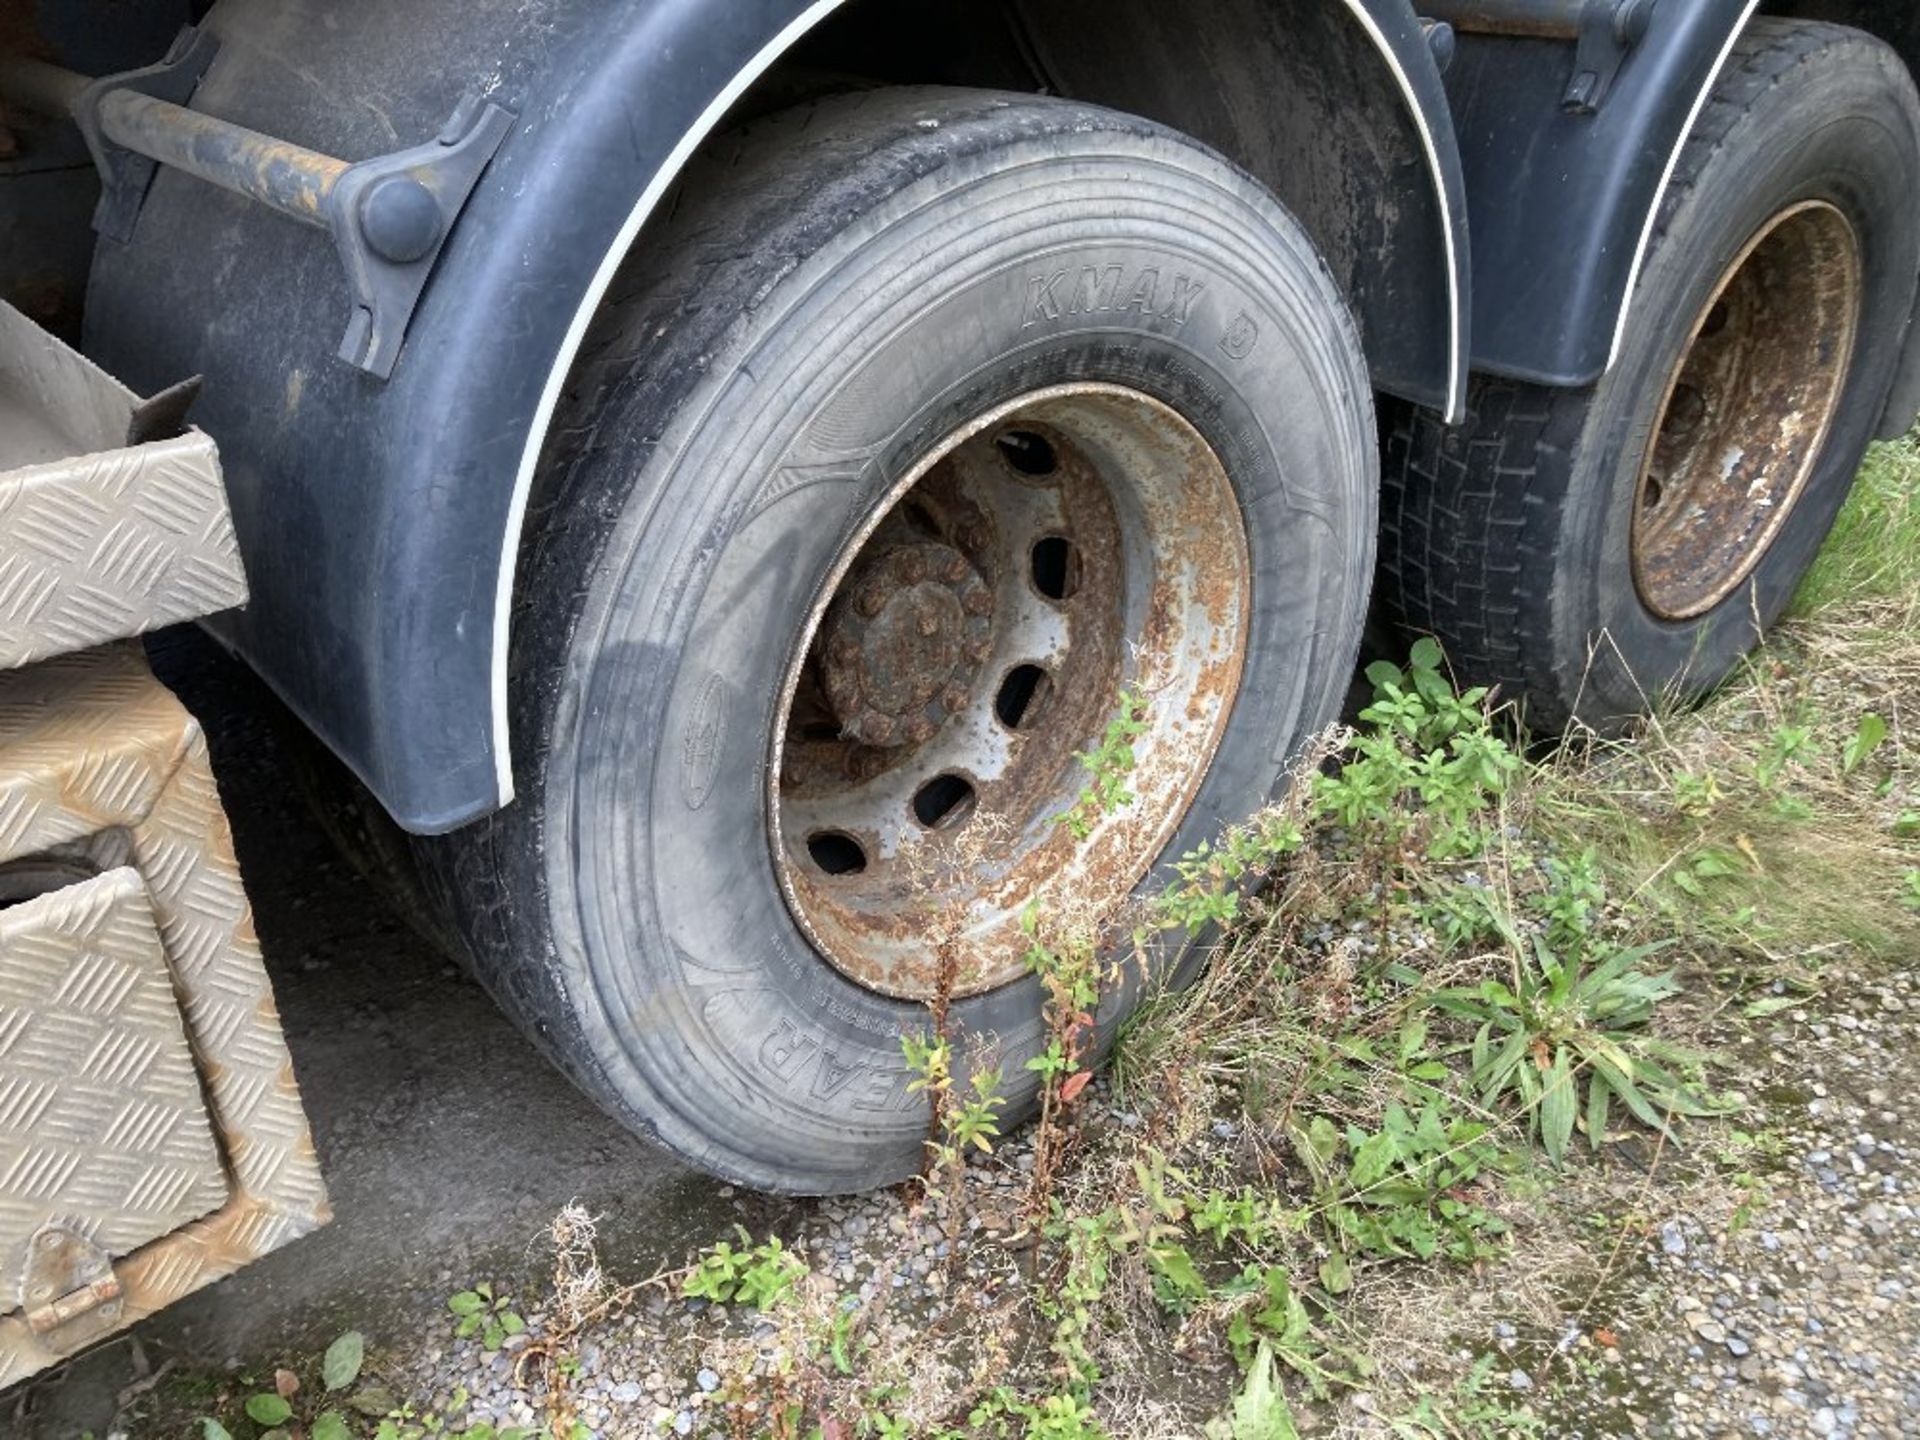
[371,965,1920,1440]
[1631,968,1918,1439]
[1465,964,1920,1440]
[393,1148,1041,1437]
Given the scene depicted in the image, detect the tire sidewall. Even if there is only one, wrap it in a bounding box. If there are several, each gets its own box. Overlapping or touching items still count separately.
[1557,52,1919,723]
[541,118,1374,1190]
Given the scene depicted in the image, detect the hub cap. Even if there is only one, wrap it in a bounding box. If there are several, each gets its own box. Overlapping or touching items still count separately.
[1631,201,1863,621]
[769,385,1250,1001]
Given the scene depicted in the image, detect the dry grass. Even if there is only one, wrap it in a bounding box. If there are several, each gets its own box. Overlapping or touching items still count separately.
[1529,434,1920,970]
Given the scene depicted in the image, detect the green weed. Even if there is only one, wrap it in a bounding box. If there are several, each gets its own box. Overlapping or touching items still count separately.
[681,1229,806,1309]
[1427,931,1723,1162]
[446,1282,526,1351]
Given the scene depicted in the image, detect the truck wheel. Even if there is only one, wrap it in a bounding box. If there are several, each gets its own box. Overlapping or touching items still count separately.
[1378,20,1920,733]
[422,89,1374,1193]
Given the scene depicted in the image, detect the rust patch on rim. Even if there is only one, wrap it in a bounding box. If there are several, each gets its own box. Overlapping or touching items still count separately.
[1631,200,1863,622]
[768,385,1250,1002]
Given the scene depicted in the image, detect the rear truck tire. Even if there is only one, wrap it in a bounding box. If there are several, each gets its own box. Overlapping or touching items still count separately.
[1377,19,1920,734]
[418,88,1376,1194]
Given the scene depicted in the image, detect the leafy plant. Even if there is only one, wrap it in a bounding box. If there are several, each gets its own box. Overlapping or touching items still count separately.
[1191,1187,1278,1250]
[1669,768,1722,818]
[1151,811,1306,938]
[1671,846,1745,898]
[245,1392,293,1428]
[682,1228,806,1309]
[1315,639,1520,858]
[904,1033,1006,1162]
[1755,721,1816,789]
[1223,1265,1312,1373]
[1531,849,1606,949]
[1843,712,1890,774]
[1023,905,1108,1218]
[1011,1391,1110,1440]
[447,1282,526,1350]
[1205,1342,1300,1440]
[322,1330,365,1392]
[1294,1104,1506,1264]
[1428,932,1723,1162]
[1388,1353,1543,1438]
[1031,1207,1122,1390]
[1058,689,1149,840]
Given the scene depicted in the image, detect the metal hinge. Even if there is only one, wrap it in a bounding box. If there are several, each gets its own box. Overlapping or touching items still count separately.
[20,1224,123,1336]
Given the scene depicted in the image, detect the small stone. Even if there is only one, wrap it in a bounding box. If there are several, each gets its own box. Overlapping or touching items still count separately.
[696,1368,720,1393]
[1692,1317,1729,1345]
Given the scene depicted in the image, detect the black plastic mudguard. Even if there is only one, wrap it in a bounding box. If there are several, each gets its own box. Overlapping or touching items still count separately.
[80,0,1467,833]
[1444,0,1754,388]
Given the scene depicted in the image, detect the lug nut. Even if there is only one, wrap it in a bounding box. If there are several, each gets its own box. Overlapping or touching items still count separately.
[944,555,971,583]
[902,553,928,583]
[857,587,886,618]
[943,685,971,711]
[966,639,992,664]
[963,589,993,616]
[861,715,896,745]
[905,717,936,744]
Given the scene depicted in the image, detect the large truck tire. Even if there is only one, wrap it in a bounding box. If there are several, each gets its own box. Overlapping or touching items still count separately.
[1378,20,1920,734]
[419,88,1376,1194]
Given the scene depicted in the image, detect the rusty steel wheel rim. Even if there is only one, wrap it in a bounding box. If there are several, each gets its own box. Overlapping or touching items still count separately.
[768,384,1250,1002]
[1631,201,1863,621]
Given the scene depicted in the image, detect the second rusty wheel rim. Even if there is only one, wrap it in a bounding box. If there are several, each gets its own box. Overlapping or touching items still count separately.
[1631,200,1863,622]
[768,385,1250,1002]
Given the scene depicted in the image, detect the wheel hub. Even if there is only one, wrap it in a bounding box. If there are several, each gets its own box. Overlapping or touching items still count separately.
[818,539,993,748]
[768,384,1250,1002]
[1631,200,1863,620]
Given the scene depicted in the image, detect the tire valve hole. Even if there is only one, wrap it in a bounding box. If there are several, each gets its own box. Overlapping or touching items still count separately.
[994,664,1053,730]
[996,430,1058,477]
[1030,536,1080,600]
[1643,474,1666,511]
[911,773,977,830]
[807,831,869,875]
[1701,300,1731,338]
